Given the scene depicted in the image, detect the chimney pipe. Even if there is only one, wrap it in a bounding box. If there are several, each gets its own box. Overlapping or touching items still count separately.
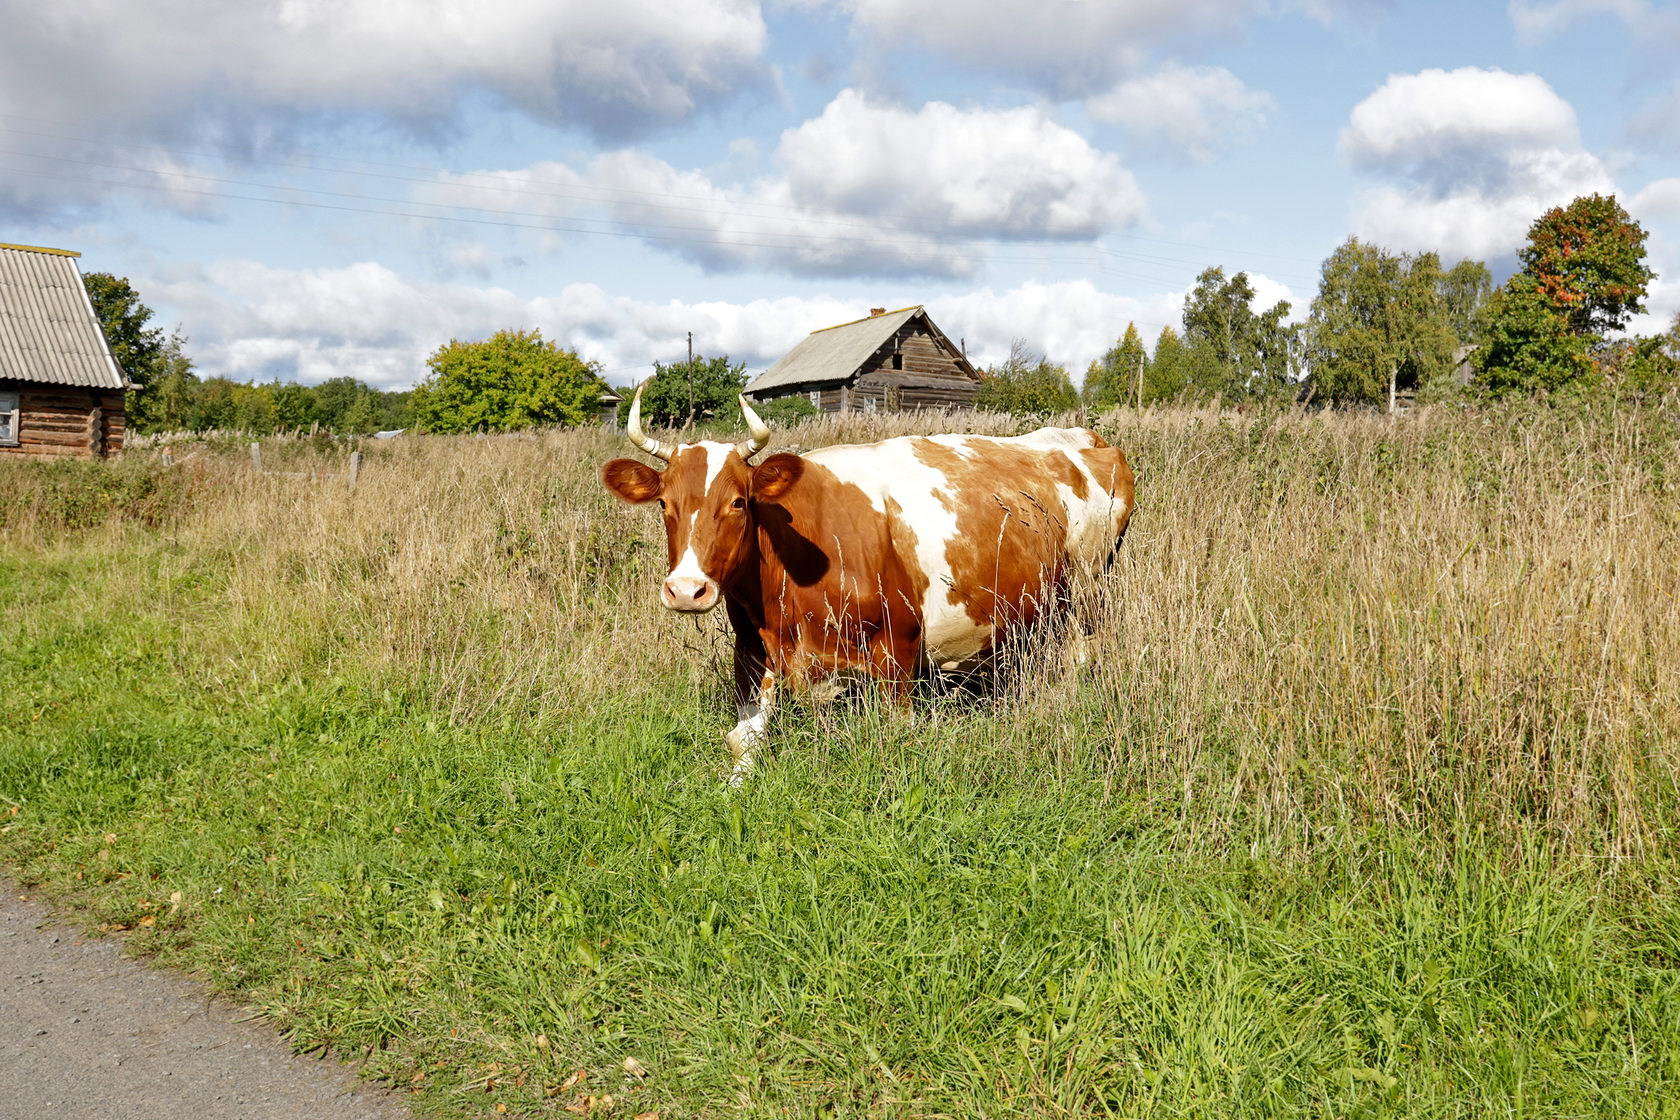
[869,307,886,317]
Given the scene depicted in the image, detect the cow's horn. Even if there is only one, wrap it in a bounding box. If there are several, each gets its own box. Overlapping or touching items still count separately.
[626,380,676,463]
[735,395,769,460]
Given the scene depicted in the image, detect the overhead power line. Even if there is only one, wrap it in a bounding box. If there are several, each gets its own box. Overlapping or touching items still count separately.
[0,114,1323,289]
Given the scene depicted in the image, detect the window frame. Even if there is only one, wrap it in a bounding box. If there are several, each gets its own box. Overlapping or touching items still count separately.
[0,390,19,447]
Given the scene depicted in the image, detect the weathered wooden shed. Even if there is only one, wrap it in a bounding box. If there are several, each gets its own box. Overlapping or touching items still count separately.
[0,242,130,460]
[745,305,981,414]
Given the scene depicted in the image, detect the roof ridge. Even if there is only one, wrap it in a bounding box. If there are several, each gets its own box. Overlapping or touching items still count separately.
[809,304,921,334]
[0,242,81,258]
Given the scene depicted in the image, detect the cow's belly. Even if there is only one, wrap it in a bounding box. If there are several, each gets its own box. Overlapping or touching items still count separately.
[920,597,995,671]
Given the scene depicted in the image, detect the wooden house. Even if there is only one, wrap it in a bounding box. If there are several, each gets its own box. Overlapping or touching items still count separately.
[745,305,980,413]
[0,242,130,460]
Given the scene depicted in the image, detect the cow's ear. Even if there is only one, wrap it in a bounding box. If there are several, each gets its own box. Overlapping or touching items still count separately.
[603,459,662,503]
[751,453,804,502]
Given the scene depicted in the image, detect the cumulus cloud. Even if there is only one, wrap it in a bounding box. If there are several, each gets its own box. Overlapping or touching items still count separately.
[149,259,875,389]
[144,258,1294,391]
[426,90,1145,278]
[1627,178,1680,335]
[0,0,767,144]
[1086,63,1274,163]
[1341,68,1615,261]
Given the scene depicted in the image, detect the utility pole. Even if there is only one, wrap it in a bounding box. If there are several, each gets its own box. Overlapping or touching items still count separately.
[1135,351,1144,411]
[686,330,695,431]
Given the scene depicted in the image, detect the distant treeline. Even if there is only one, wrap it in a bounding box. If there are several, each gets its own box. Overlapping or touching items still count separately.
[141,371,414,436]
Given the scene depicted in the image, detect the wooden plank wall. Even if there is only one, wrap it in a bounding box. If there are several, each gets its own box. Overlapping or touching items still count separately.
[0,383,126,459]
[752,319,979,414]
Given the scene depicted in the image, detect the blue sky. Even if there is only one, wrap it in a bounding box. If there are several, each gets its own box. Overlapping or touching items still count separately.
[3,0,1676,391]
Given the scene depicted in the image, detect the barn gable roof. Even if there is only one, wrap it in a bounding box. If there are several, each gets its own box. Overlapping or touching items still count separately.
[745,305,978,395]
[0,243,129,391]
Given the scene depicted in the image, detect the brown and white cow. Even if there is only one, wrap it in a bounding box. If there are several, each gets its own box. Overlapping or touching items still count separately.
[602,384,1135,782]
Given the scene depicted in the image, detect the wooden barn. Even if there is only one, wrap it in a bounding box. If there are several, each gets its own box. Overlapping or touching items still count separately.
[745,305,981,414]
[0,242,130,460]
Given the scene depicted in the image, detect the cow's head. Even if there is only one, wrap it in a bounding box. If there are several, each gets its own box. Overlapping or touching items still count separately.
[602,382,801,612]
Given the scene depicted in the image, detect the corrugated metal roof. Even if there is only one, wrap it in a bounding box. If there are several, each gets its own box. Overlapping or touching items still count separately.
[746,306,922,394]
[0,243,129,390]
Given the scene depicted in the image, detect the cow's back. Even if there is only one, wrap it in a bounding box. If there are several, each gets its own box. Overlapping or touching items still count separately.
[803,427,1133,671]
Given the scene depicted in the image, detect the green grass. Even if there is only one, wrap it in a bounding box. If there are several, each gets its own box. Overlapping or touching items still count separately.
[5,544,1680,1118]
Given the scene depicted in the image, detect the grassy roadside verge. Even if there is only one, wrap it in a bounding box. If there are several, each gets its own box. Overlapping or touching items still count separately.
[5,539,1680,1119]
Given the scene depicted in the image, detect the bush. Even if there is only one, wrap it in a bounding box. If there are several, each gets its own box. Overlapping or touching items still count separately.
[415,329,604,433]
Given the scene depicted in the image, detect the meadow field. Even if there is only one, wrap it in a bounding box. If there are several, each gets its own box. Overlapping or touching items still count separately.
[3,400,1679,1118]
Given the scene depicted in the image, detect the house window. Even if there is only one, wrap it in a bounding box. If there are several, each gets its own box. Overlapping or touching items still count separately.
[891,352,903,370]
[862,395,877,414]
[808,389,822,407]
[0,391,18,446]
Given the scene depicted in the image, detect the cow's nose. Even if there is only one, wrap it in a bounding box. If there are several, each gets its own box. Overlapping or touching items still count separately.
[663,575,718,612]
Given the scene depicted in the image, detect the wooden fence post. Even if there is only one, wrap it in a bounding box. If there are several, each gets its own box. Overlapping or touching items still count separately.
[349,450,362,488]
[250,442,262,472]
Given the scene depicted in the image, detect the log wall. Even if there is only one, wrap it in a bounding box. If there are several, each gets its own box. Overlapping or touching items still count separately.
[753,319,979,415]
[0,381,126,460]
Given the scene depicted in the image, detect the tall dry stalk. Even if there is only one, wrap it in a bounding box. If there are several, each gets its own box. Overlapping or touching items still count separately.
[13,401,1675,856]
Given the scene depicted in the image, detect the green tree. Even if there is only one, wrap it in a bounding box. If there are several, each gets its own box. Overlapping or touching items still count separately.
[414,328,605,434]
[1439,258,1493,345]
[271,382,320,432]
[752,395,820,427]
[1145,326,1193,403]
[1305,239,1460,406]
[83,272,194,432]
[1519,193,1653,337]
[632,354,749,428]
[1476,276,1593,397]
[1477,195,1653,397]
[1181,267,1298,401]
[1084,323,1148,409]
[148,334,200,432]
[977,339,1079,415]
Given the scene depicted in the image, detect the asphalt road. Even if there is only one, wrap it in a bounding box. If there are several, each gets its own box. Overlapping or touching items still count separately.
[0,874,414,1120]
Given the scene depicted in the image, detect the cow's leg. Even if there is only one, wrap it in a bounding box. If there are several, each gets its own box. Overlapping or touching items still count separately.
[724,634,775,786]
[869,628,919,706]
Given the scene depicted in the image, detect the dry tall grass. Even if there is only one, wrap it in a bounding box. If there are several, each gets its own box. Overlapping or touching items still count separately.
[14,401,1678,858]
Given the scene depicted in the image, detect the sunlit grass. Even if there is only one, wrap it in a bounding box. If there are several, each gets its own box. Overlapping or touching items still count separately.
[3,399,1679,1117]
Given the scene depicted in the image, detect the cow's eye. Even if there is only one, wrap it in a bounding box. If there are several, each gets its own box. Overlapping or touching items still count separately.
[656,498,667,511]
[731,497,746,511]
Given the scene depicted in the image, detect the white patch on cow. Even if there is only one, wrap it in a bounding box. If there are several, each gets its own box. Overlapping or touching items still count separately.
[725,700,767,788]
[724,672,775,788]
[696,440,734,497]
[805,433,993,670]
[670,513,707,579]
[799,426,1128,673]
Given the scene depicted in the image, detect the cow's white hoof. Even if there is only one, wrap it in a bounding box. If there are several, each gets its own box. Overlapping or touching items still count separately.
[726,759,754,788]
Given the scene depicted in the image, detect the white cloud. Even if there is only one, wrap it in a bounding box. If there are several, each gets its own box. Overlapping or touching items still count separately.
[0,0,766,144]
[1341,68,1615,260]
[145,259,1298,391]
[1508,0,1650,43]
[426,90,1145,278]
[1628,178,1680,335]
[1087,63,1274,163]
[1631,177,1680,218]
[823,0,1257,95]
[149,259,875,389]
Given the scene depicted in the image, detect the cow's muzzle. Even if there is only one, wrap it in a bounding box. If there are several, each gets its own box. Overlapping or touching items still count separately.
[662,574,720,612]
